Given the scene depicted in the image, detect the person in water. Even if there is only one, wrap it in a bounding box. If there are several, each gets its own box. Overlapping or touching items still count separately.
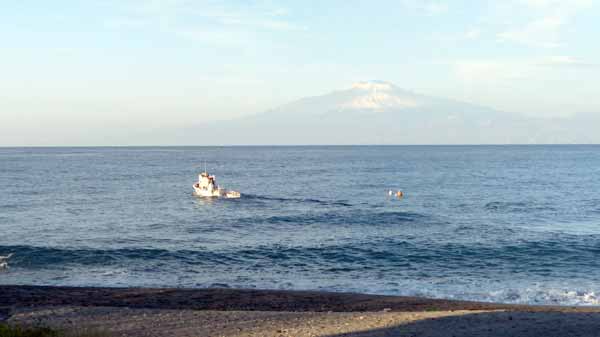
[387,190,403,198]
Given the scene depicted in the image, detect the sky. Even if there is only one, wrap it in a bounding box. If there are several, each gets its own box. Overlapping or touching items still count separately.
[1,0,600,145]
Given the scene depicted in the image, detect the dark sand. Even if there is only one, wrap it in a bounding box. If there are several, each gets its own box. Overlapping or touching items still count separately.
[2,286,600,336]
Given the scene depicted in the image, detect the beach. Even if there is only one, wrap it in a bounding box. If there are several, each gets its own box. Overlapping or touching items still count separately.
[2,286,600,337]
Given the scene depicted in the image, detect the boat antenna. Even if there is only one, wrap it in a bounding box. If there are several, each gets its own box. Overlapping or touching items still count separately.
[204,161,207,173]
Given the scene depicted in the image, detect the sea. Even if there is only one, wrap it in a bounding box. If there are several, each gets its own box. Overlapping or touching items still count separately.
[1,146,600,306]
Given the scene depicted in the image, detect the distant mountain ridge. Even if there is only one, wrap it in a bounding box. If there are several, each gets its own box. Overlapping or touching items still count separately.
[181,81,599,145]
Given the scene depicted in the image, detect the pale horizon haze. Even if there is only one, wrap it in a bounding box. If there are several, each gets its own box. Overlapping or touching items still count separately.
[2,0,600,146]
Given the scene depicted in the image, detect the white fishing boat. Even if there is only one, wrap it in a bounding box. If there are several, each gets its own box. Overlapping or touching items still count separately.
[193,171,241,198]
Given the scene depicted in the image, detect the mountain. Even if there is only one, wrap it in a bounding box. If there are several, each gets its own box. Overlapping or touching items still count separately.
[179,81,597,145]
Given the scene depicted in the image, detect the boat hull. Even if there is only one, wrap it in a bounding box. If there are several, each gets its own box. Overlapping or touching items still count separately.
[193,185,241,198]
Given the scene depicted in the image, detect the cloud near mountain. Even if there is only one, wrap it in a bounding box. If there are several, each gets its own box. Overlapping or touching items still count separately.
[180,81,598,145]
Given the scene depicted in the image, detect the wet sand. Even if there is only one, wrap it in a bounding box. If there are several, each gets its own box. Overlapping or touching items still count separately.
[2,286,600,336]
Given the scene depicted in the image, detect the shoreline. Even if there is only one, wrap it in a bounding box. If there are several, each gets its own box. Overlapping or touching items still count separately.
[3,284,597,312]
[2,285,599,312]
[3,285,600,336]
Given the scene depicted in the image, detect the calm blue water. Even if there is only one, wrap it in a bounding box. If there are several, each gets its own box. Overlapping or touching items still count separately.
[1,146,600,305]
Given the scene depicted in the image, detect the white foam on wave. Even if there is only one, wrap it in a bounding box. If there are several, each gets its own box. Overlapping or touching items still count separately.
[396,285,600,306]
[0,253,13,270]
[487,288,600,306]
[3,263,600,307]
[188,273,600,307]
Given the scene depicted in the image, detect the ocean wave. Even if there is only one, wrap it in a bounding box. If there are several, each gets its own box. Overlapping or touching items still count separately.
[0,245,240,269]
[4,239,600,306]
[234,210,431,227]
[0,203,26,211]
[485,201,557,213]
[4,235,600,274]
[244,194,352,207]
[585,199,600,214]
[479,288,600,306]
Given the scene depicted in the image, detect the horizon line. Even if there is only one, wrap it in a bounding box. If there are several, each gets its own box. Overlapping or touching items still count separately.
[1,143,599,148]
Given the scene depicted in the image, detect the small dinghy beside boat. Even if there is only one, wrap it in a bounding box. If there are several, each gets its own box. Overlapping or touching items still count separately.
[193,171,241,199]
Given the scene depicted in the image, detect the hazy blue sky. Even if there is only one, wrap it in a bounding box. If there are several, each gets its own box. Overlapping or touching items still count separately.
[2,0,599,145]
